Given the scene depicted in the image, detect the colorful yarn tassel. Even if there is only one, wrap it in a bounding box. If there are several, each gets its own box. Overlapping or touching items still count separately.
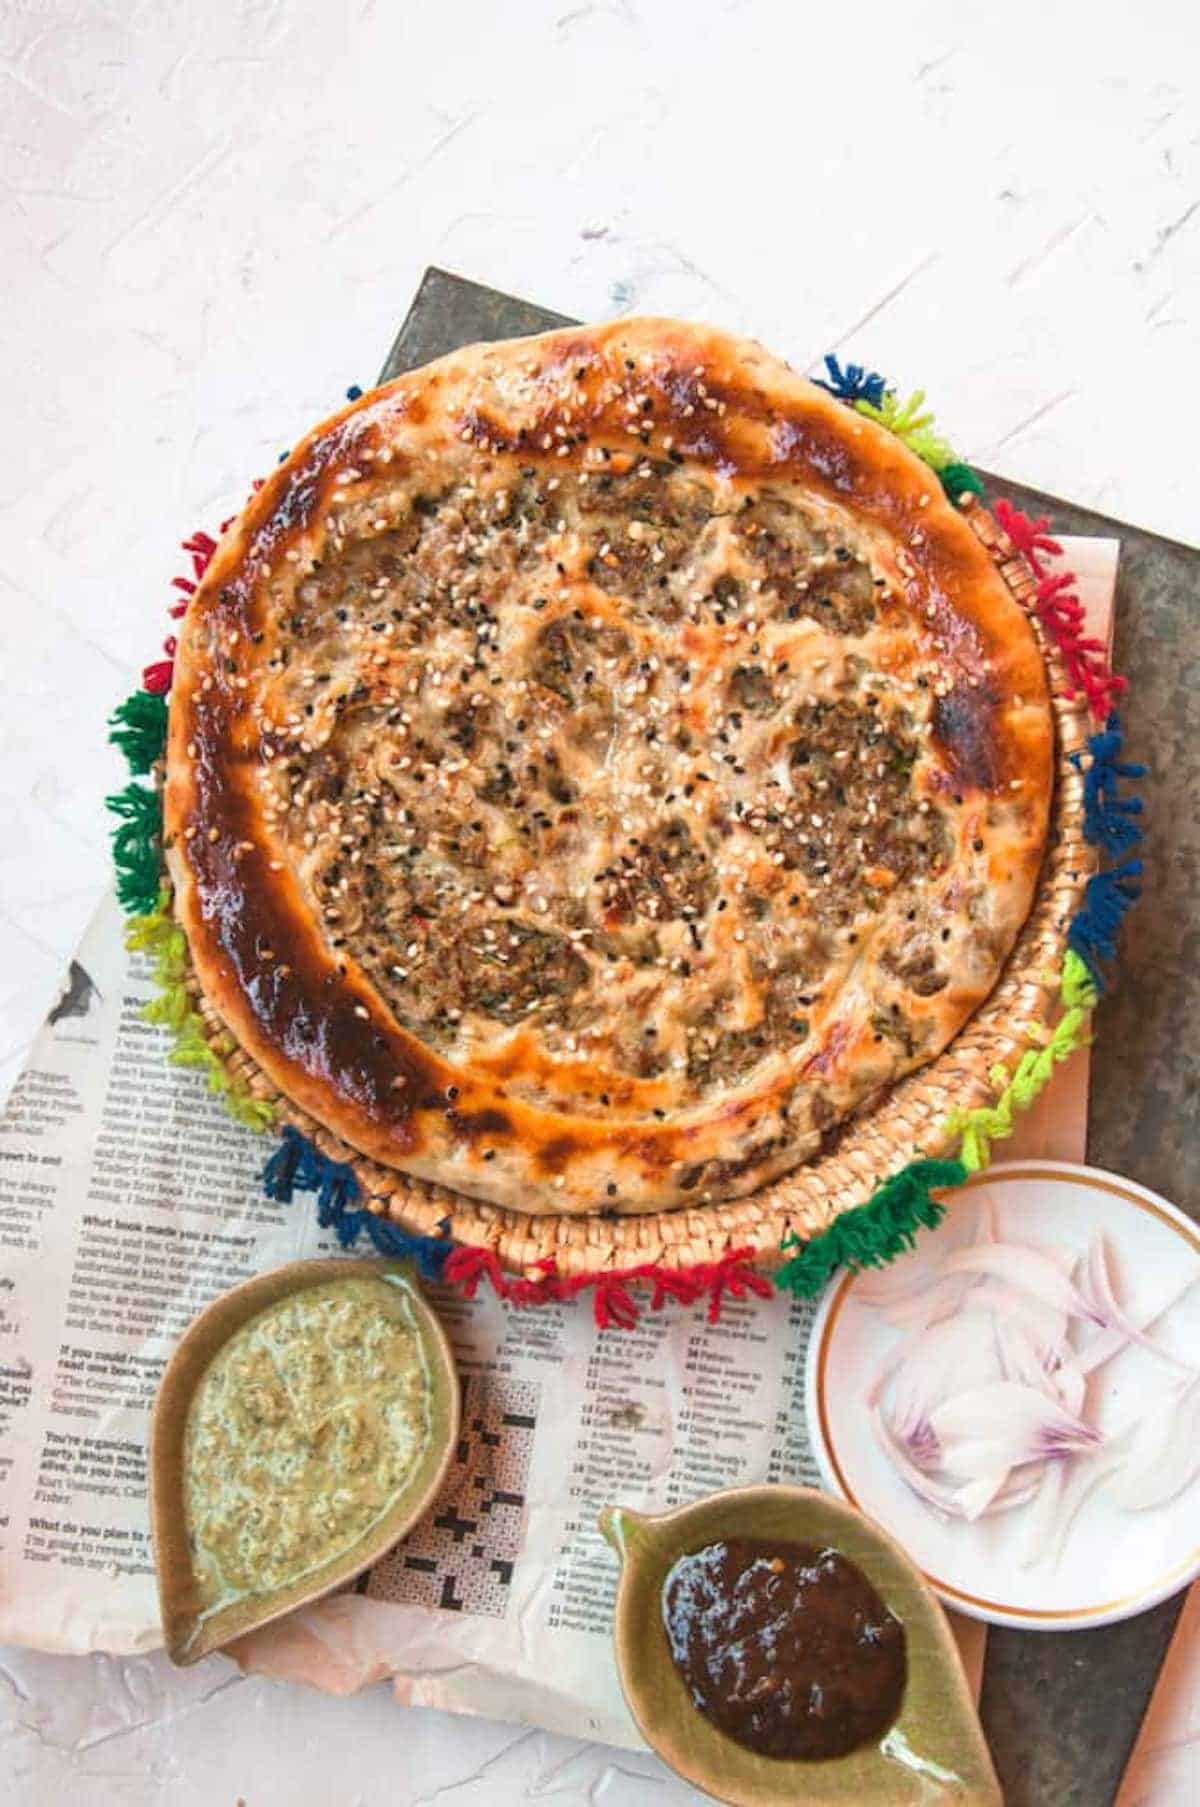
[261,1128,772,1326]
[813,355,887,409]
[854,388,957,472]
[142,639,177,697]
[262,1125,453,1279]
[817,354,985,506]
[107,784,164,916]
[125,896,275,1130]
[1073,714,1145,855]
[144,525,224,692]
[992,500,1061,567]
[943,949,1097,1171]
[775,1159,967,1298]
[108,691,168,775]
[993,498,1127,721]
[940,461,986,502]
[1068,861,1144,990]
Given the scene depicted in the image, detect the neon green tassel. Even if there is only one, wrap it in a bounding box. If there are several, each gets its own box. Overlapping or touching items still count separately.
[106,783,163,916]
[109,691,168,775]
[773,946,1099,1290]
[775,1158,967,1297]
[854,389,957,471]
[942,952,1096,1171]
[125,897,275,1133]
[855,391,984,508]
[1061,947,1099,1011]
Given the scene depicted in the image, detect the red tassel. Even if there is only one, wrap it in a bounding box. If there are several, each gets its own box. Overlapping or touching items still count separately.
[443,1243,506,1300]
[183,531,217,576]
[702,1248,774,1323]
[995,495,1126,723]
[645,1265,706,1311]
[503,1258,561,1307]
[1032,572,1127,717]
[590,1274,640,1330]
[438,1243,772,1331]
[140,511,249,697]
[994,499,1062,570]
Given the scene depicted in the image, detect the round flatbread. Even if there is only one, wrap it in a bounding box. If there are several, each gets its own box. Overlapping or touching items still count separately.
[164,319,1053,1215]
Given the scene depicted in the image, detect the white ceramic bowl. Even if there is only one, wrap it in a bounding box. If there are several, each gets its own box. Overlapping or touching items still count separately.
[804,1161,1200,1631]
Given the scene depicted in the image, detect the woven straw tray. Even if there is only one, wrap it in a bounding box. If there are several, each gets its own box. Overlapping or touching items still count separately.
[176,470,1092,1277]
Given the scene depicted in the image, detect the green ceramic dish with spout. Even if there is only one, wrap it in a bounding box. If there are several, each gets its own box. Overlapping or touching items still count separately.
[599,1484,1001,1807]
[151,1257,459,1665]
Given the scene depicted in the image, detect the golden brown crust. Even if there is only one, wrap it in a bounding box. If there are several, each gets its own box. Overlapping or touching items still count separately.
[165,319,1052,1215]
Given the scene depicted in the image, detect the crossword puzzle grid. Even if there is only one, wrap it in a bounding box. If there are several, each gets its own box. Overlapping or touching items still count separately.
[366,1372,539,1617]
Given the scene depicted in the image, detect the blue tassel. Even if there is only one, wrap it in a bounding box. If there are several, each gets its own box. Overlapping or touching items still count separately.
[813,354,887,409]
[314,1155,361,1232]
[1071,714,1146,856]
[348,1211,456,1280]
[1067,860,1144,990]
[262,1125,308,1200]
[261,1126,454,1280]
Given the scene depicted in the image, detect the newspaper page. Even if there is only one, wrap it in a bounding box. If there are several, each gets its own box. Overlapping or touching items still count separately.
[0,890,821,1747]
[0,541,1116,1747]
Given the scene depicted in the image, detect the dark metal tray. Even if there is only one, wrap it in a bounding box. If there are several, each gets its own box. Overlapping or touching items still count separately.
[381,267,1200,1807]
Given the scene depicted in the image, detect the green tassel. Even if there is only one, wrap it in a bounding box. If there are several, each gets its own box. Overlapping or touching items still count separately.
[854,390,985,506]
[106,783,163,916]
[109,691,168,775]
[941,949,1096,1172]
[226,1090,278,1132]
[775,1157,967,1298]
[940,461,985,503]
[854,390,957,470]
[124,897,276,1133]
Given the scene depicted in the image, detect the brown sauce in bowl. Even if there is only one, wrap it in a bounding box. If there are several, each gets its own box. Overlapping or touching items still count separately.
[661,1538,906,1761]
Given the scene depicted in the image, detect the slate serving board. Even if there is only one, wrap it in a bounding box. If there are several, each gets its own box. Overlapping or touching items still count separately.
[380,267,1200,1807]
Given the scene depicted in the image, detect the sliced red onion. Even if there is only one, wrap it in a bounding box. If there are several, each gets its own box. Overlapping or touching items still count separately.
[869,1407,1036,1521]
[992,1313,1058,1395]
[1049,1358,1087,1418]
[1105,1380,1200,1511]
[953,1469,1017,1523]
[1075,1265,1198,1375]
[860,1215,1199,1563]
[939,1244,1102,1323]
[1078,1237,1200,1378]
[870,1407,962,1519]
[971,1275,1069,1359]
[929,1381,1102,1481]
[853,1250,940,1308]
[886,1310,1004,1447]
[879,1272,975,1335]
[1046,1443,1131,1569]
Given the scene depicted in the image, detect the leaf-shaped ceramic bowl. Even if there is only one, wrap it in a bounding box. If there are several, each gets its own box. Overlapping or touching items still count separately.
[599,1484,1001,1806]
[151,1256,459,1665]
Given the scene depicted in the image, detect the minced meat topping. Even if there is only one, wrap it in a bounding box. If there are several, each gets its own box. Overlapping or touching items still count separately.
[249,454,954,1113]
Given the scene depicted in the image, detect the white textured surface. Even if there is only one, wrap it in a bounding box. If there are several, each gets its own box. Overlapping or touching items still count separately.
[3,0,1198,1800]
